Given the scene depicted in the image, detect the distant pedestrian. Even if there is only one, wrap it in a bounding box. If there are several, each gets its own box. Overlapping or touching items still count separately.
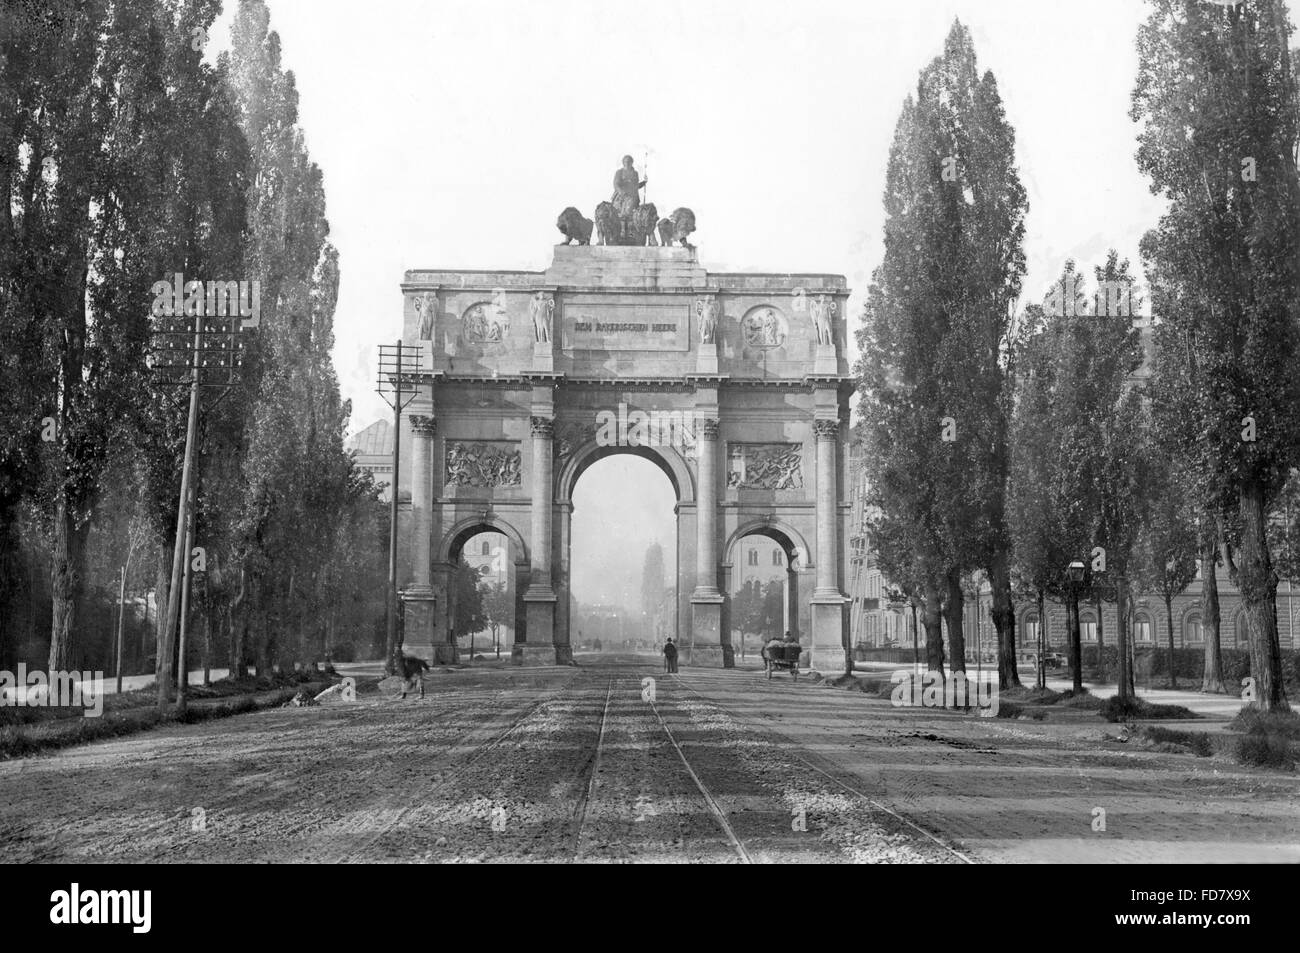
[663,637,678,674]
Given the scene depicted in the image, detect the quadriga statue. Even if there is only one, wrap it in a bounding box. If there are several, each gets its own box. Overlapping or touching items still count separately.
[657,207,696,249]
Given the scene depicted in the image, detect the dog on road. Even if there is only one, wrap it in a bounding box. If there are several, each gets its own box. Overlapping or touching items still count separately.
[398,655,430,699]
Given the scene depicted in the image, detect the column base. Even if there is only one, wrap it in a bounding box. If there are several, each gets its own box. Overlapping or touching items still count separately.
[688,596,731,668]
[681,643,731,667]
[809,596,849,674]
[511,644,558,666]
[525,592,556,648]
[400,587,456,664]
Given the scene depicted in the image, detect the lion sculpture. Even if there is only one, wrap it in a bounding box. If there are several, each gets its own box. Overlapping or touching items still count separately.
[657,207,696,249]
[631,202,659,246]
[593,201,618,246]
[556,206,593,245]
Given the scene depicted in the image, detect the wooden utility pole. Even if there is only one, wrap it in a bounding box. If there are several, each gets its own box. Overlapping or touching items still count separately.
[377,341,420,675]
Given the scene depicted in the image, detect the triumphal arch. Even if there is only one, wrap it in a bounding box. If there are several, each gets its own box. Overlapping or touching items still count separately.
[393,159,853,671]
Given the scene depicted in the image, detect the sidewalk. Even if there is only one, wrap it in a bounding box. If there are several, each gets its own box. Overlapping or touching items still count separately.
[851,660,1246,719]
[3,668,230,702]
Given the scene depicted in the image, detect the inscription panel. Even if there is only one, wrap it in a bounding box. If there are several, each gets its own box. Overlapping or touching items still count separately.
[561,301,690,351]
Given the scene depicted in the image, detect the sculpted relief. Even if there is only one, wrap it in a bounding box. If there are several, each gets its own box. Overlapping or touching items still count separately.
[740,306,788,349]
[445,442,522,487]
[463,301,509,344]
[727,443,803,490]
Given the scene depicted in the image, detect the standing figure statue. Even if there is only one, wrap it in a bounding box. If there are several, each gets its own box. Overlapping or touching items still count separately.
[810,294,837,346]
[530,291,554,343]
[414,292,435,340]
[696,298,718,344]
[611,155,646,219]
[611,155,646,244]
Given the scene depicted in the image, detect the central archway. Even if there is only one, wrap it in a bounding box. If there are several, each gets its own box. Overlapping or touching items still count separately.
[567,452,679,658]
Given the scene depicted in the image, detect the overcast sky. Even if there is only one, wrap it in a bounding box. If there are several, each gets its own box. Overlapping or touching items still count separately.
[207,0,1289,609]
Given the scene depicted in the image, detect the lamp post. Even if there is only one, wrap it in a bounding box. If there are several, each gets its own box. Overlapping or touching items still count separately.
[1063,560,1086,693]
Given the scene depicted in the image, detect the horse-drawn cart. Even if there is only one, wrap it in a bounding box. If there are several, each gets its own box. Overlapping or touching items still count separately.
[762,643,802,681]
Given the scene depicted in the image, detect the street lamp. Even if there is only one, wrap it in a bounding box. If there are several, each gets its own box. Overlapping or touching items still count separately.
[1061,560,1087,692]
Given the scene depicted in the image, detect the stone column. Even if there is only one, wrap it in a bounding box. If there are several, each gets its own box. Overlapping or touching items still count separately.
[694,418,720,596]
[555,502,573,664]
[520,414,557,665]
[689,417,727,666]
[402,415,452,662]
[810,416,848,672]
[409,416,434,588]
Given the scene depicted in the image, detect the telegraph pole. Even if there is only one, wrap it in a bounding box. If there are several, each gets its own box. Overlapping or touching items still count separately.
[149,299,250,713]
[376,341,421,675]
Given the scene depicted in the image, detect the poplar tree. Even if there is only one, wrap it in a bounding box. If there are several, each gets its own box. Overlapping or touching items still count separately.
[1135,0,1300,711]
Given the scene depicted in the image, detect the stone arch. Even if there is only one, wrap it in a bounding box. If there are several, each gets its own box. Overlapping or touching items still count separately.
[723,518,811,569]
[555,438,695,505]
[439,515,529,566]
[724,519,811,646]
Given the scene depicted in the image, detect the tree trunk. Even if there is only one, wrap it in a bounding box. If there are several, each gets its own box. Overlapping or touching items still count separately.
[1165,592,1177,690]
[202,608,212,687]
[48,496,86,671]
[154,539,174,701]
[1238,482,1289,712]
[922,577,945,679]
[1068,587,1082,693]
[1200,535,1224,693]
[943,568,966,675]
[1094,591,1105,680]
[1116,577,1133,703]
[1035,588,1046,690]
[988,548,1020,689]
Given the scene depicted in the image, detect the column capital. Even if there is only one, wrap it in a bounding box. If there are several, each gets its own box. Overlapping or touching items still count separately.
[530,415,554,438]
[410,414,437,436]
[813,418,839,441]
[699,418,719,440]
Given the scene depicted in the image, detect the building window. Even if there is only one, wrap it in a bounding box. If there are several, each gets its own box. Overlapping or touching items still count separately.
[1235,614,1249,646]
[1025,614,1040,645]
[772,549,782,566]
[748,549,758,566]
[1186,614,1203,643]
[482,540,491,556]
[1135,615,1152,642]
[1081,617,1097,642]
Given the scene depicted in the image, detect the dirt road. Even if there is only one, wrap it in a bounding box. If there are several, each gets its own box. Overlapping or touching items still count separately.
[0,655,1294,863]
